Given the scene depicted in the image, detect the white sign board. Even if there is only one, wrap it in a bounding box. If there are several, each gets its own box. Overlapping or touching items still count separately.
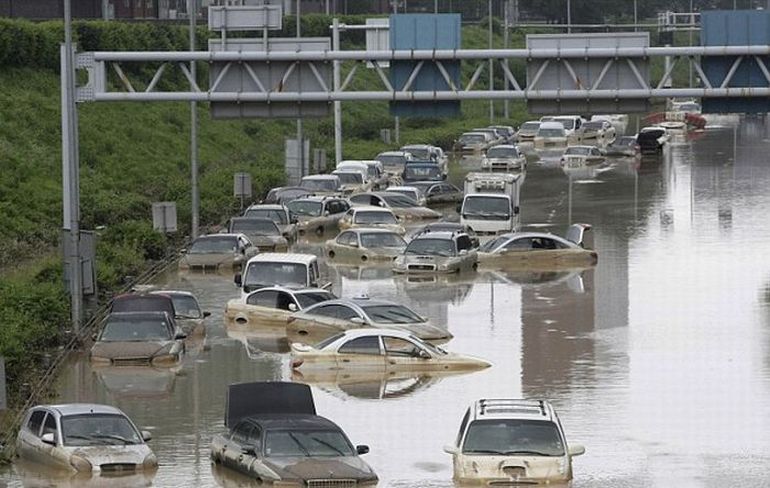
[366,18,390,68]
[208,5,283,31]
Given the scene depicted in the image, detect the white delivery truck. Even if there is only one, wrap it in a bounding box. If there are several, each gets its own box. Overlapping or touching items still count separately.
[459,172,523,235]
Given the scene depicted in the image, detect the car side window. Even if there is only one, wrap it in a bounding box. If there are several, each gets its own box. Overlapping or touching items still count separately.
[247,290,279,308]
[456,235,472,252]
[42,413,57,439]
[338,336,381,355]
[350,194,368,206]
[26,410,46,436]
[231,422,256,445]
[503,238,532,251]
[456,408,471,446]
[337,232,356,246]
[531,237,559,250]
[310,304,341,318]
[336,305,361,320]
[276,292,296,311]
[383,337,420,357]
[428,185,441,195]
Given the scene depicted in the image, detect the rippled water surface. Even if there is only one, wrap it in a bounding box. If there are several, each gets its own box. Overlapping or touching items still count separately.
[4,117,770,487]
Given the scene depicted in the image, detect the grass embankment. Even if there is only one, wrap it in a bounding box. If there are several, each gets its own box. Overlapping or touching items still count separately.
[0,17,532,431]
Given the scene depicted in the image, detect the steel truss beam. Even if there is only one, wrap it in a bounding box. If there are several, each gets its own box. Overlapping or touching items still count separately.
[76,46,770,103]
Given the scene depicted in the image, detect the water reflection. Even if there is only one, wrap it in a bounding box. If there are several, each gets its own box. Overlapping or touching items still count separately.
[13,459,156,488]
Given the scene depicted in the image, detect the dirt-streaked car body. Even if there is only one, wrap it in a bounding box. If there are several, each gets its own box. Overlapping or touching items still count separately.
[149,290,209,337]
[338,206,405,235]
[478,224,597,270]
[408,222,480,248]
[235,253,327,297]
[332,169,372,195]
[444,399,585,485]
[325,228,407,263]
[243,204,298,242]
[225,286,336,328]
[299,174,341,196]
[16,403,157,473]
[228,217,289,252]
[90,312,186,367]
[286,296,452,345]
[376,150,414,176]
[286,196,350,235]
[178,233,257,272]
[385,185,427,207]
[481,144,527,172]
[210,382,378,486]
[534,121,568,150]
[455,131,495,153]
[262,186,313,206]
[393,231,478,275]
[348,192,440,220]
[400,144,448,176]
[605,136,641,157]
[559,145,606,168]
[515,120,541,143]
[290,328,490,372]
[581,119,616,145]
[409,181,464,205]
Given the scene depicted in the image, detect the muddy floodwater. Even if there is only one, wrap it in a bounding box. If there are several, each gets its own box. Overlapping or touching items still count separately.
[4,117,770,487]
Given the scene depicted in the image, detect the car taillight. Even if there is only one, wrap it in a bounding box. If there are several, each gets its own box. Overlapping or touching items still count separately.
[291,358,304,368]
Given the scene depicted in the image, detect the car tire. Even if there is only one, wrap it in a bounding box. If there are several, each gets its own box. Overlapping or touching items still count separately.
[361,255,368,262]
[328,250,335,259]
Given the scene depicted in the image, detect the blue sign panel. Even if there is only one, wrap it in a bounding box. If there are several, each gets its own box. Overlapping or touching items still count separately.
[701,11,770,114]
[389,14,461,118]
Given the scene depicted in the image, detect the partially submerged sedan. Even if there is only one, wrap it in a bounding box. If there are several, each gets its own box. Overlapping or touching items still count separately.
[478,224,598,269]
[325,228,407,262]
[409,181,464,205]
[286,296,452,345]
[348,192,441,220]
[338,206,405,234]
[286,196,350,235]
[560,145,605,168]
[481,144,527,172]
[90,312,186,367]
[393,231,478,275]
[243,204,298,242]
[210,382,378,486]
[227,218,289,253]
[225,286,336,328]
[291,328,490,371]
[16,403,157,473]
[149,290,210,337]
[178,233,257,272]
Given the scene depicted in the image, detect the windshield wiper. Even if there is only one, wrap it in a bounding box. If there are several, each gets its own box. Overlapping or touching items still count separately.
[502,450,554,456]
[308,435,346,455]
[287,432,311,456]
[464,449,508,455]
[92,434,134,445]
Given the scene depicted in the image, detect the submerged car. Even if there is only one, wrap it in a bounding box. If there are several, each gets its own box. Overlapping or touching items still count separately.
[376,150,414,175]
[444,399,585,485]
[515,120,541,143]
[235,253,327,297]
[299,174,341,195]
[581,119,616,145]
[338,206,405,234]
[262,186,313,206]
[228,217,289,252]
[149,290,210,336]
[534,121,568,150]
[402,161,444,183]
[408,181,464,205]
[456,131,494,153]
[286,196,350,235]
[560,145,605,168]
[408,222,480,248]
[393,231,478,275]
[348,192,440,220]
[211,382,378,486]
[636,126,669,155]
[481,144,527,172]
[225,286,336,328]
[90,312,186,367]
[325,228,407,262]
[243,204,298,242]
[16,403,157,473]
[291,328,490,371]
[286,296,452,345]
[385,185,427,207]
[605,136,641,157]
[332,169,370,195]
[178,233,257,272]
[478,224,597,269]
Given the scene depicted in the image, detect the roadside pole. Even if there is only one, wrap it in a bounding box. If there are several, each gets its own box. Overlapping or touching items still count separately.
[189,0,199,239]
[488,0,494,123]
[296,0,305,176]
[332,19,342,164]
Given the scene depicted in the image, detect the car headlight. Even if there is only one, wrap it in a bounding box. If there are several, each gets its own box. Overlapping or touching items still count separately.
[70,454,92,471]
[438,263,448,271]
[90,356,112,365]
[273,482,303,488]
[143,453,159,469]
[152,353,179,365]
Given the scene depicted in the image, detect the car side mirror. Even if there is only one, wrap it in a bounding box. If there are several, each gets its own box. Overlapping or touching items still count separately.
[141,430,152,442]
[175,332,188,340]
[568,444,586,457]
[241,445,258,456]
[513,206,520,215]
[455,203,462,213]
[416,349,431,359]
[356,445,370,455]
[203,311,211,318]
[41,433,56,446]
[459,249,468,255]
[350,317,365,325]
[234,273,243,287]
[288,303,298,312]
[443,444,459,455]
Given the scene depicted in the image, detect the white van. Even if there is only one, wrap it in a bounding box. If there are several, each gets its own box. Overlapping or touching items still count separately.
[552,115,585,144]
[534,121,568,150]
[234,253,328,297]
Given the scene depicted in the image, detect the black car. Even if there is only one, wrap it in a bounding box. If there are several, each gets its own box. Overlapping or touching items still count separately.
[636,128,667,155]
[402,161,444,182]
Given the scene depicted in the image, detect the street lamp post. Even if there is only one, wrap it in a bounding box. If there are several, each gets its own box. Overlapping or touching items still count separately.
[188,0,199,240]
[567,0,571,33]
[488,0,494,123]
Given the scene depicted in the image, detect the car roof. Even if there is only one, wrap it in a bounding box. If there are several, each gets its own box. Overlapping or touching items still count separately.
[386,186,419,191]
[401,144,431,149]
[239,414,341,432]
[247,204,287,211]
[302,174,339,180]
[567,145,598,150]
[107,311,171,320]
[292,195,339,203]
[353,206,393,213]
[231,217,276,223]
[305,296,399,309]
[345,227,401,235]
[411,231,457,240]
[539,121,567,129]
[377,150,410,156]
[37,403,127,417]
[338,328,418,340]
[488,144,519,150]
[470,399,556,422]
[245,253,317,265]
[150,290,196,299]
[197,233,243,239]
[492,232,575,246]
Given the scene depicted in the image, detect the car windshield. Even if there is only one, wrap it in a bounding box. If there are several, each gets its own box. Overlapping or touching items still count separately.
[520,122,540,132]
[565,147,591,156]
[405,238,456,257]
[264,429,354,457]
[537,128,565,138]
[287,200,323,217]
[61,414,142,447]
[614,137,637,146]
[245,262,308,288]
[487,147,518,158]
[335,172,364,185]
[463,196,510,219]
[295,291,336,309]
[355,211,397,224]
[403,147,430,159]
[409,334,447,355]
[381,194,418,208]
[300,178,337,192]
[170,295,201,319]
[554,118,576,130]
[363,305,423,324]
[479,235,509,252]
[462,419,565,457]
[244,208,288,225]
[231,219,279,235]
[388,189,419,200]
[100,318,171,342]
[361,232,406,249]
[460,134,485,144]
[377,155,406,170]
[189,236,238,254]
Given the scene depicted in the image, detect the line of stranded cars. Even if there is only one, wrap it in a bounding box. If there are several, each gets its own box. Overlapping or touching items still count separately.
[17,130,606,485]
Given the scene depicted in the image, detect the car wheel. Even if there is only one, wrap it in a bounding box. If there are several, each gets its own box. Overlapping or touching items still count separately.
[298,330,308,336]
[361,255,368,262]
[328,250,336,259]
[316,226,324,235]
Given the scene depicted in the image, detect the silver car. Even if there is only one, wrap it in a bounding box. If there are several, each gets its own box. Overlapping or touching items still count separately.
[243,204,299,242]
[228,217,289,252]
[178,233,257,272]
[325,228,407,263]
[16,403,157,473]
[393,231,478,274]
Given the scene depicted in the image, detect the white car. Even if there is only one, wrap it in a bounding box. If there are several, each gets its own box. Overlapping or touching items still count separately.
[444,399,585,485]
[560,145,606,167]
[16,403,157,473]
[338,206,405,235]
[533,121,568,150]
[481,145,527,171]
[515,120,541,143]
[385,186,427,207]
[580,119,616,145]
[225,286,336,328]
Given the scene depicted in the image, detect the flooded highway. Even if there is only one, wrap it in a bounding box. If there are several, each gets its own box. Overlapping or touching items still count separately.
[4,116,770,487]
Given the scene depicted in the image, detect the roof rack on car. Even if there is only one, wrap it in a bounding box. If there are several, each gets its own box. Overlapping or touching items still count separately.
[477,399,548,417]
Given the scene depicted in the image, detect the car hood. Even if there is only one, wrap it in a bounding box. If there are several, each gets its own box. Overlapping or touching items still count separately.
[181,252,237,267]
[247,235,287,246]
[264,456,377,482]
[91,341,174,360]
[385,321,452,342]
[68,444,153,468]
[392,207,441,219]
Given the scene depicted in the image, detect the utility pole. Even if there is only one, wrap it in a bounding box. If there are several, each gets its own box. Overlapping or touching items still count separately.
[63,0,82,331]
[189,0,199,239]
[633,0,637,32]
[503,0,509,119]
[488,0,494,123]
[434,0,438,13]
[332,19,342,164]
[296,0,305,176]
[393,0,400,144]
[567,0,571,33]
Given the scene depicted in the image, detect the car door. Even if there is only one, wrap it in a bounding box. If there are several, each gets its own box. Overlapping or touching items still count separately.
[334,231,360,259]
[455,235,477,270]
[334,335,386,370]
[39,412,63,467]
[301,304,357,331]
[245,289,285,325]
[222,422,256,473]
[498,237,534,260]
[17,409,46,463]
[382,335,430,369]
